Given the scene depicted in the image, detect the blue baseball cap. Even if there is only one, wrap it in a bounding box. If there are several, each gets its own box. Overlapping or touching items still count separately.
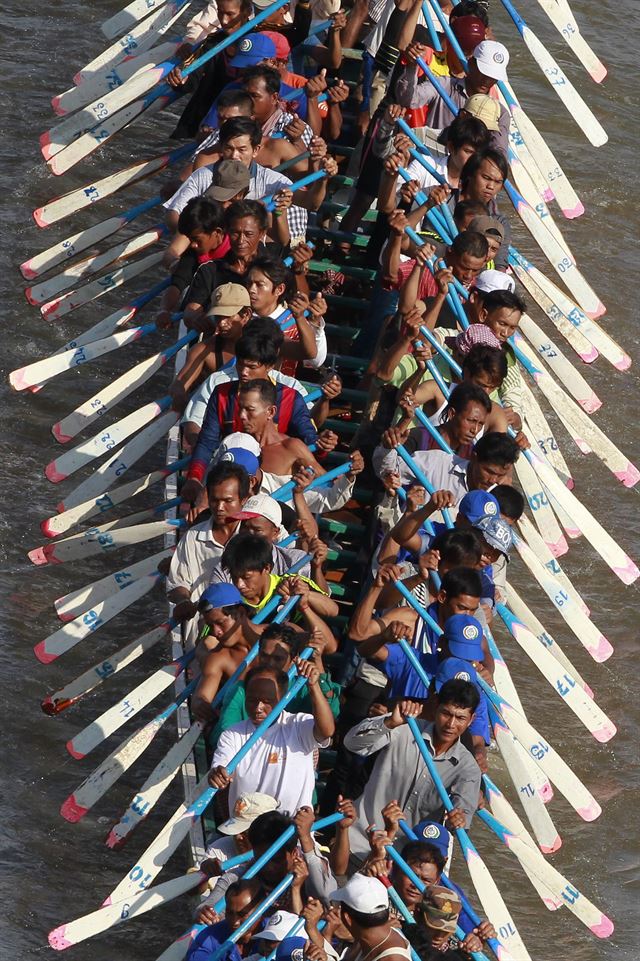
[411,819,452,859]
[442,614,484,661]
[458,489,500,526]
[229,33,277,68]
[198,583,243,612]
[275,938,307,961]
[475,515,513,557]
[218,447,260,476]
[435,656,481,694]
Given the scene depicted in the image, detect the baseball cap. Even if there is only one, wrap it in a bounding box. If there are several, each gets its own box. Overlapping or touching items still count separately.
[256,912,308,942]
[420,885,462,933]
[205,161,251,202]
[442,614,484,661]
[275,937,307,961]
[261,30,291,60]
[451,15,486,55]
[411,820,452,859]
[218,448,260,475]
[218,791,280,834]
[229,33,277,68]
[198,583,244,612]
[458,489,500,526]
[462,93,501,132]
[330,874,390,913]
[218,432,262,458]
[474,268,515,294]
[435,655,481,690]
[207,282,252,317]
[472,40,510,81]
[455,323,501,356]
[230,492,283,529]
[467,215,505,243]
[475,515,513,557]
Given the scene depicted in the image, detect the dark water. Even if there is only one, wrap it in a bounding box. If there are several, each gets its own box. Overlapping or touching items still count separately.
[0,1,638,959]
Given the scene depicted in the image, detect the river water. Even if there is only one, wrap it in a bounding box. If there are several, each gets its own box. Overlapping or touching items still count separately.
[0,1,638,959]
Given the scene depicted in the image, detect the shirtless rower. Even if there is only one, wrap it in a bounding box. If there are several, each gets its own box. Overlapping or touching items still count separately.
[330,875,414,961]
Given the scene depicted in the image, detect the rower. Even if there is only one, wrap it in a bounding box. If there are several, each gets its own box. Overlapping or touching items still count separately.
[220,530,338,620]
[166,461,250,633]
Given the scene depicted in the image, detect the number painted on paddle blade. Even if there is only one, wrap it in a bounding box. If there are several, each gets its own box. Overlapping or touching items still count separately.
[539,632,554,649]
[556,673,576,697]
[545,558,561,575]
[554,589,569,607]
[72,347,87,366]
[131,795,151,816]
[120,699,135,719]
[561,884,580,906]
[120,903,131,920]
[115,571,133,586]
[100,432,116,450]
[498,922,516,940]
[96,660,115,679]
[83,186,100,202]
[530,740,550,761]
[128,865,153,889]
[527,490,549,510]
[96,493,115,512]
[519,783,535,797]
[557,257,572,273]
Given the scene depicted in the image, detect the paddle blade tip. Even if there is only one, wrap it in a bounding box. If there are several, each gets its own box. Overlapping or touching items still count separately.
[614,464,640,488]
[32,207,50,228]
[585,301,607,319]
[40,517,63,538]
[590,915,614,938]
[578,799,602,822]
[561,202,585,219]
[19,260,38,280]
[613,354,632,371]
[540,835,562,854]
[539,784,554,804]
[614,559,640,586]
[592,635,614,663]
[41,695,73,715]
[34,641,57,664]
[48,924,72,951]
[581,394,602,414]
[8,368,31,392]
[104,827,127,850]
[52,422,73,444]
[28,545,53,566]
[548,536,569,558]
[66,739,86,760]
[51,95,66,116]
[60,793,89,822]
[45,461,68,484]
[593,721,617,743]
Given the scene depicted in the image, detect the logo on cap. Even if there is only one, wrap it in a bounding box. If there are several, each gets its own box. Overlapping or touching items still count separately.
[462,624,479,640]
[493,51,505,63]
[423,824,441,839]
[292,951,304,961]
[484,501,497,516]
[240,37,253,52]
[455,671,471,682]
[271,914,282,926]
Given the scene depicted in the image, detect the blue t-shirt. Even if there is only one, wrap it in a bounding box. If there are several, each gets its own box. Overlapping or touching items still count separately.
[381,643,438,700]
[187,920,265,961]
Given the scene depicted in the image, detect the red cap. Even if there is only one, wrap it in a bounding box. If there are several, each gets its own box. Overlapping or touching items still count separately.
[261,30,291,60]
[451,15,486,55]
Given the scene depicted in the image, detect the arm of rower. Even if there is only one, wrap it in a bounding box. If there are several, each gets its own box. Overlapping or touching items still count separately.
[324,100,343,141]
[398,262,424,315]
[162,231,190,270]
[156,283,183,324]
[183,300,207,328]
[396,0,422,49]
[339,0,369,50]
[300,606,337,654]
[281,313,318,361]
[349,578,390,642]
[389,500,438,551]
[376,332,414,383]
[421,290,448,331]
[305,93,324,137]
[268,208,291,247]
[194,148,222,171]
[308,673,335,741]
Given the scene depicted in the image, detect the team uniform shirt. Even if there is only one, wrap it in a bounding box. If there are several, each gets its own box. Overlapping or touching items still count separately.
[380,642,437,700]
[186,919,265,961]
[345,718,481,862]
[212,712,331,815]
[187,379,318,484]
[183,365,308,429]
[164,161,309,243]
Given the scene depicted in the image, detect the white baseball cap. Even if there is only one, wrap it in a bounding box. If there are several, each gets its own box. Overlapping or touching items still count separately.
[474,269,516,294]
[218,432,262,458]
[230,492,284,530]
[330,875,390,913]
[218,792,280,835]
[255,911,309,942]
[472,40,510,81]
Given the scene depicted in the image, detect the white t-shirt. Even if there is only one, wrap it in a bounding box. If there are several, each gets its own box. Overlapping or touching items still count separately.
[212,712,330,816]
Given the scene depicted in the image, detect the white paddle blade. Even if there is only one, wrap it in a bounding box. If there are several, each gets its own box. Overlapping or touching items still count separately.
[518,314,601,412]
[102,0,171,39]
[52,350,167,444]
[520,24,608,146]
[515,515,589,613]
[106,722,203,849]
[35,572,161,664]
[39,252,164,321]
[66,659,184,760]
[514,456,567,557]
[45,398,169,483]
[41,620,171,713]
[532,0,607,82]
[28,518,176,566]
[48,870,204,951]
[526,449,640,584]
[56,411,179,511]
[25,228,164,305]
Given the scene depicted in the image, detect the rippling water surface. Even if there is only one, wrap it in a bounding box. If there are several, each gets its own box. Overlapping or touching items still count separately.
[0,1,638,958]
